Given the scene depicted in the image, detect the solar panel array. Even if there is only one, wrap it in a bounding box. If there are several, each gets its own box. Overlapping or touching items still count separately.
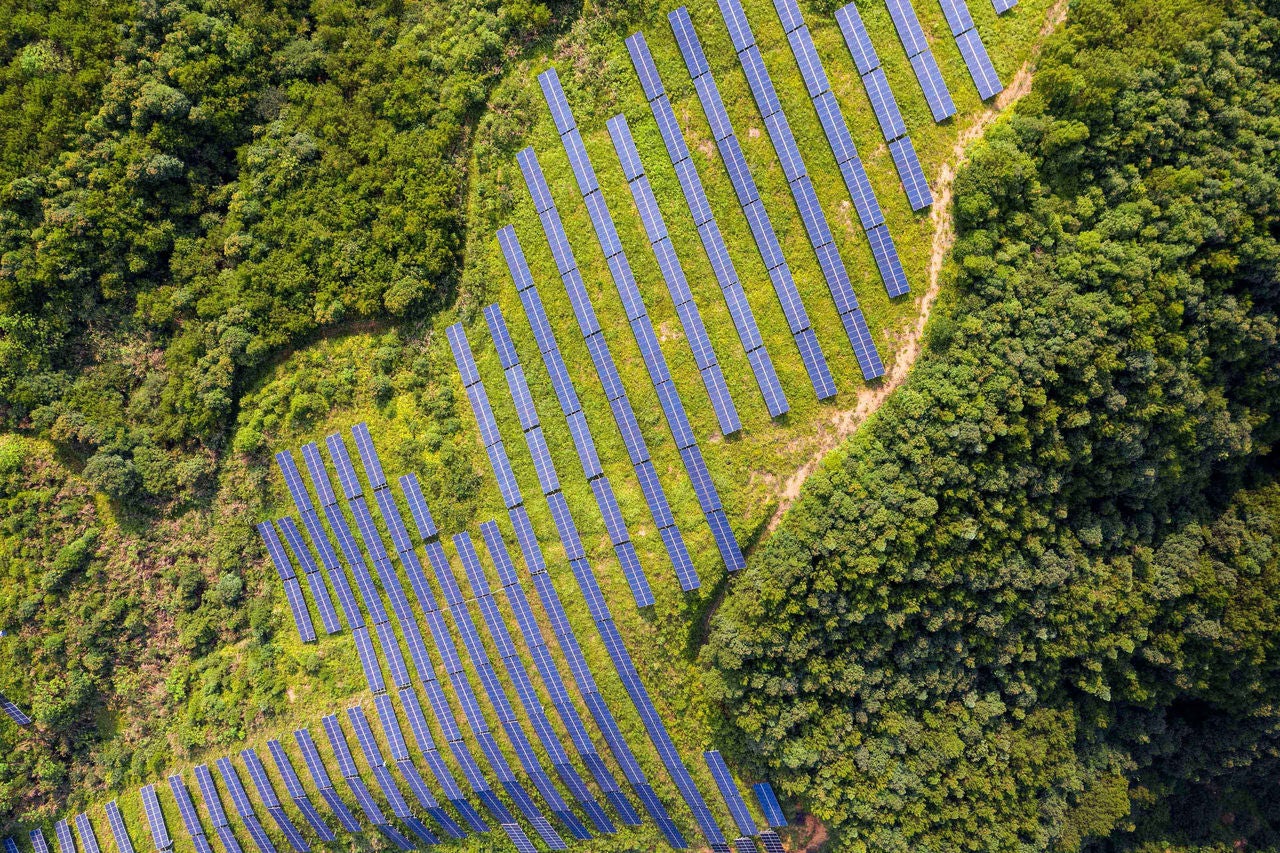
[265,740,339,843]
[470,524,622,836]
[624,35,788,418]
[702,751,758,838]
[882,0,958,122]
[833,4,934,216]
[494,234,671,604]
[344,707,443,849]
[211,757,278,853]
[293,728,364,835]
[0,692,31,726]
[254,521,317,644]
[678,5,888,383]
[167,775,214,853]
[760,0,918,300]
[509,162,711,593]
[368,696,469,840]
[319,715,415,852]
[534,71,748,575]
[194,764,246,853]
[239,749,314,852]
[105,802,136,853]
[649,22,843,401]
[604,113,743,437]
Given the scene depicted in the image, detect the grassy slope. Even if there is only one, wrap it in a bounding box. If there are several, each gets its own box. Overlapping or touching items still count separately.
[5,0,1056,850]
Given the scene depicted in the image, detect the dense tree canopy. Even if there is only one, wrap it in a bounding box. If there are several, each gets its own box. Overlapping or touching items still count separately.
[704,0,1280,849]
[0,0,558,504]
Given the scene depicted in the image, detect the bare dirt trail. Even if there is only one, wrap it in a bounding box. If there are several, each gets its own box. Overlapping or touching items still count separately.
[762,0,1070,541]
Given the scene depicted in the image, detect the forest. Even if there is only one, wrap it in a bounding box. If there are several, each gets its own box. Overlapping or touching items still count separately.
[704,0,1280,848]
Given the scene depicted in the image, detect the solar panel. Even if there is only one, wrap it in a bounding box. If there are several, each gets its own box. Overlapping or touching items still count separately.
[74,815,101,853]
[30,830,50,853]
[240,749,282,810]
[720,136,761,207]
[680,443,723,514]
[320,716,359,779]
[788,27,830,99]
[5,837,20,853]
[281,578,317,644]
[561,265,603,338]
[652,99,693,171]
[212,825,242,853]
[323,434,362,500]
[910,49,957,122]
[809,91,855,167]
[835,3,880,74]
[840,307,887,381]
[351,624,386,693]
[517,148,555,216]
[992,0,1017,13]
[795,328,838,400]
[585,190,623,262]
[168,775,206,841]
[631,314,673,386]
[562,127,600,197]
[194,765,230,828]
[256,522,295,581]
[625,32,665,102]
[836,151,888,228]
[790,174,833,248]
[496,227,534,294]
[704,751,758,836]
[56,819,77,853]
[955,27,1003,100]
[465,382,503,451]
[746,344,789,418]
[213,760,254,820]
[536,68,574,135]
[759,829,786,852]
[765,112,806,185]
[274,451,313,513]
[140,785,171,850]
[633,178,669,248]
[692,75,733,142]
[886,0,929,57]
[753,782,788,827]
[1,696,31,725]
[104,803,135,853]
[344,778,385,825]
[502,824,539,853]
[939,0,976,35]
[398,473,438,541]
[350,423,386,489]
[713,0,755,52]
[298,444,337,509]
[316,788,362,835]
[863,67,908,142]
[889,135,933,211]
[867,224,910,298]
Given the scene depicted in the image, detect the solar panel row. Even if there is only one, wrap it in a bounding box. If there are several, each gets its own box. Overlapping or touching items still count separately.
[704,751,758,837]
[992,0,1017,12]
[955,26,1003,99]
[72,816,99,853]
[54,820,75,853]
[753,781,788,828]
[664,9,840,402]
[105,802,135,853]
[512,154,697,599]
[606,113,743,437]
[168,775,215,853]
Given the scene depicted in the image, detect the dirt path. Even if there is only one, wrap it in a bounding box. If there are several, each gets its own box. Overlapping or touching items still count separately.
[763,0,1070,539]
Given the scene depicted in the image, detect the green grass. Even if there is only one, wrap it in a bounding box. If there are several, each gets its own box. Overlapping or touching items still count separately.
[35,0,1059,850]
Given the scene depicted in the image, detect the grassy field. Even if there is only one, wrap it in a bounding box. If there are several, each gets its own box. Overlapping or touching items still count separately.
[8,0,1058,850]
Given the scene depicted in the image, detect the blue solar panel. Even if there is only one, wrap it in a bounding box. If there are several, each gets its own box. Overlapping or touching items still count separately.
[6,836,22,853]
[704,751,757,836]
[753,782,788,827]
[315,788,361,835]
[836,150,887,228]
[746,343,789,417]
[651,100,692,173]
[667,8,709,79]
[625,32,665,102]
[739,202,783,278]
[274,451,313,513]
[168,776,206,840]
[30,830,51,853]
[263,809,306,853]
[260,743,303,803]
[516,148,555,216]
[344,777,386,825]
[774,0,805,32]
[692,75,734,142]
[889,135,933,211]
[886,0,930,57]
[864,66,908,142]
[552,411,597,480]
[586,191,623,262]
[710,0,754,52]
[867,224,910,298]
[631,313,672,385]
[212,825,242,853]
[350,624,386,693]
[105,803,135,853]
[194,765,230,828]
[140,785,171,851]
[765,112,806,185]
[942,0,976,34]
[835,2,880,74]
[257,522,295,581]
[497,226,535,294]
[719,136,760,206]
[840,306,886,381]
[350,423,386,490]
[466,383,503,452]
[810,90,856,167]
[298,444,337,508]
[992,0,1017,12]
[788,27,830,99]
[812,240,859,316]
[680,444,723,515]
[320,716,359,779]
[794,327,837,399]
[74,814,101,853]
[955,27,1003,99]
[55,820,77,853]
[562,127,600,196]
[281,578,316,643]
[561,265,603,338]
[500,363,538,433]
[791,174,833,248]
[323,434,362,500]
[399,473,438,541]
[536,68,575,135]
[292,729,334,789]
[761,267,804,338]
[910,49,957,121]
[665,154,710,231]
